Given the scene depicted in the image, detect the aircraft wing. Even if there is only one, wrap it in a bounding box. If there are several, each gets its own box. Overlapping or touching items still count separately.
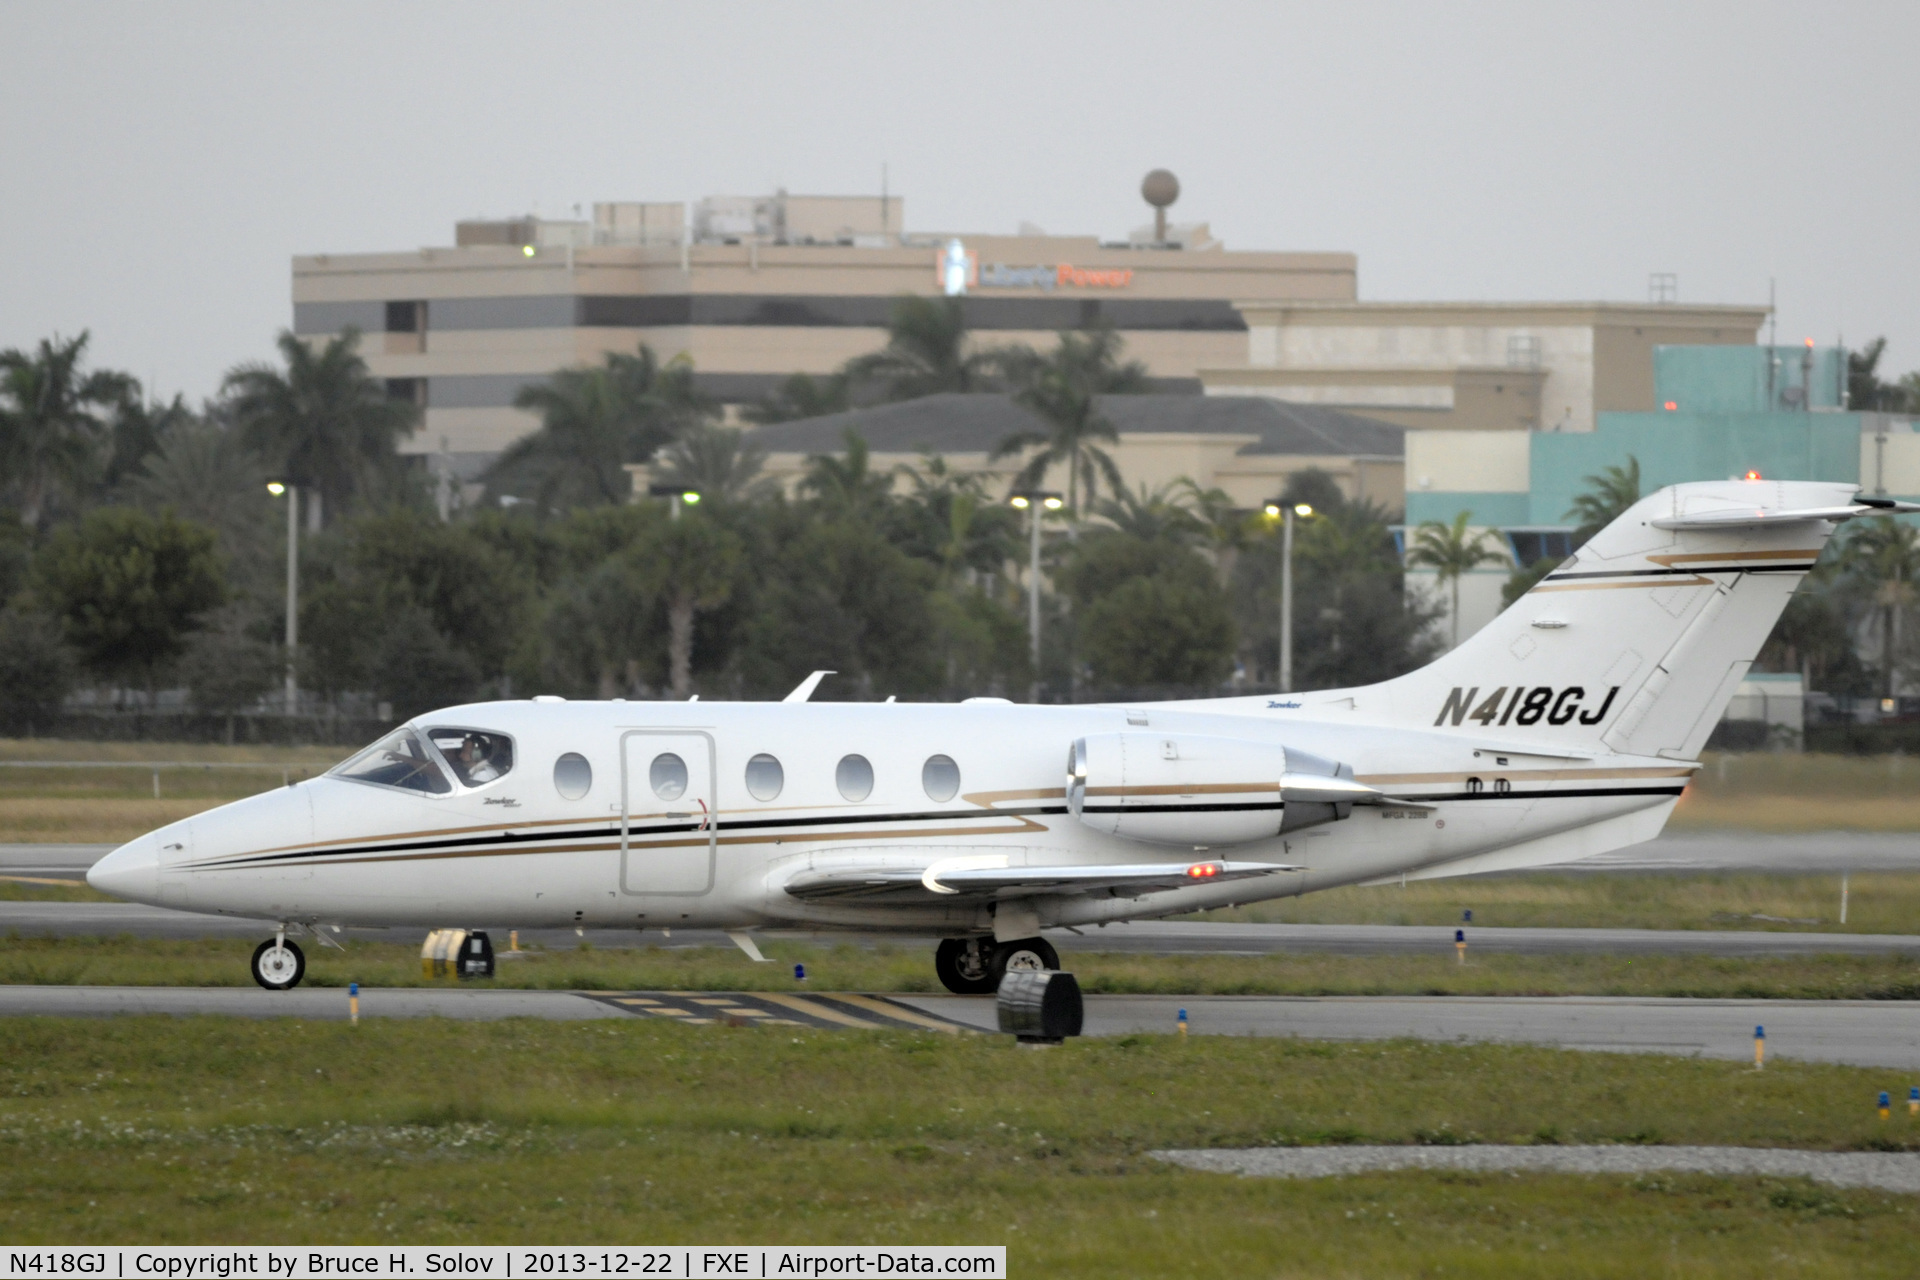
[782,856,1300,903]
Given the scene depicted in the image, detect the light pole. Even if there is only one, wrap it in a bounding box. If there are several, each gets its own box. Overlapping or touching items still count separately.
[1008,489,1063,701]
[1263,500,1314,693]
[267,481,298,713]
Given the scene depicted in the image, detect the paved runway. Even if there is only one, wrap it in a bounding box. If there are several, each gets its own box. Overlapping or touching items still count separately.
[1,985,1912,1068]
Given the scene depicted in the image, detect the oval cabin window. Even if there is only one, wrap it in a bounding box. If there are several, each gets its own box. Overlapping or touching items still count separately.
[922,754,960,803]
[836,754,874,802]
[553,752,592,800]
[651,753,689,801]
[745,753,784,802]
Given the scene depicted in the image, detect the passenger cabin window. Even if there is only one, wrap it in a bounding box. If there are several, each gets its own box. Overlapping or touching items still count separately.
[922,754,960,802]
[745,753,783,802]
[553,752,592,800]
[425,728,514,788]
[650,753,688,801]
[332,729,452,796]
[836,754,873,802]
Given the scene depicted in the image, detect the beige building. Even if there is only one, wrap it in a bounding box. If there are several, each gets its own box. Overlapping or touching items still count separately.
[1200,301,1769,432]
[656,394,1405,515]
[291,191,1358,476]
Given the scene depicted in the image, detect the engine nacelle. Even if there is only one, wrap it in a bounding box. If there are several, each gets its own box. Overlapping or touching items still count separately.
[1067,733,1377,849]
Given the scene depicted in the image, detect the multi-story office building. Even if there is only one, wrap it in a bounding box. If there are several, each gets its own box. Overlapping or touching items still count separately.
[291,190,1358,476]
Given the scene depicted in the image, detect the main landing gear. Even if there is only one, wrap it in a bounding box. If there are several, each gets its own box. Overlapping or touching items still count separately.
[934,936,1060,995]
[251,932,306,990]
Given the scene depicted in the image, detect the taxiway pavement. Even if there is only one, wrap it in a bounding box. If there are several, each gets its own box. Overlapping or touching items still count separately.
[1,986,1912,1069]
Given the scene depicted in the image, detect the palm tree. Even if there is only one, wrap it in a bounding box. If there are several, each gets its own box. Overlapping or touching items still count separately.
[844,296,1005,400]
[632,515,744,699]
[1565,456,1641,547]
[900,455,1011,584]
[1175,477,1261,582]
[488,346,708,510]
[223,329,417,529]
[1839,516,1920,699]
[800,429,893,516]
[1407,511,1509,648]
[992,324,1150,519]
[0,332,137,528]
[745,371,852,425]
[1095,481,1203,544]
[651,423,777,505]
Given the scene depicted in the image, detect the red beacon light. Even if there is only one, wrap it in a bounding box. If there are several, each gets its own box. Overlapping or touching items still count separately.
[1186,862,1222,879]
[1744,469,1762,481]
[1663,401,1678,411]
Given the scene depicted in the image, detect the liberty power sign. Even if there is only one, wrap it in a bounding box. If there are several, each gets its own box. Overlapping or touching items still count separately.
[938,240,1133,296]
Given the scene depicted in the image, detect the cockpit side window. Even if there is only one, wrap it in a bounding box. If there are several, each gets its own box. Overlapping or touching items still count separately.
[331,729,454,796]
[425,728,515,788]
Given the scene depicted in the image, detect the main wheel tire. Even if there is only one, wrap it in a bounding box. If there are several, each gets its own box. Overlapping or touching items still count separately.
[988,936,1059,986]
[934,938,997,995]
[251,938,306,990]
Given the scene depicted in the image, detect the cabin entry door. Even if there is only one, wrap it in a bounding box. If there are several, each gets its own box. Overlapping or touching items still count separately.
[619,729,717,897]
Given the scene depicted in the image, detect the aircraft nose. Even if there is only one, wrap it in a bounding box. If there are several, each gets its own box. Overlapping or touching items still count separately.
[87,833,160,903]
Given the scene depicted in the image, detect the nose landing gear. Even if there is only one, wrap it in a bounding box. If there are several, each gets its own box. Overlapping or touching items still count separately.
[934,936,1060,994]
[251,931,306,990]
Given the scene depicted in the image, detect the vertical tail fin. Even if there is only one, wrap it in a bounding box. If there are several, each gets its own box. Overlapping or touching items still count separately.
[1374,480,1862,758]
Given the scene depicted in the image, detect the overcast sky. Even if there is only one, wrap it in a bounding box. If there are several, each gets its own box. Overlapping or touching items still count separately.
[3,0,1916,401]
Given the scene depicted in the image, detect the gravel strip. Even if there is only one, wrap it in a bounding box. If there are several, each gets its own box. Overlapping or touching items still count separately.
[1151,1146,1920,1193]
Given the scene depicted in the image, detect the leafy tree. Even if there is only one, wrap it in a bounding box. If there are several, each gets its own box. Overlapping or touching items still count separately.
[1056,530,1234,691]
[1406,511,1508,648]
[1847,337,1916,413]
[1502,556,1559,608]
[844,297,1004,400]
[1565,456,1641,547]
[1233,493,1439,690]
[32,506,226,691]
[298,509,529,706]
[490,346,710,511]
[177,604,280,717]
[745,372,852,425]
[993,325,1150,518]
[0,606,74,734]
[734,514,943,699]
[1755,587,1870,694]
[126,417,276,598]
[1836,516,1920,699]
[651,424,777,505]
[0,332,137,528]
[895,455,1020,582]
[223,330,417,529]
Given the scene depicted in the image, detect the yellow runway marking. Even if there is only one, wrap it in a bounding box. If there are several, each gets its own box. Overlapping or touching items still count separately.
[828,992,970,1034]
[755,992,890,1029]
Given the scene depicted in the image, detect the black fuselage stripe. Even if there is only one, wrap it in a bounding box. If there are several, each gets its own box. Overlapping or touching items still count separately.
[196,786,1687,870]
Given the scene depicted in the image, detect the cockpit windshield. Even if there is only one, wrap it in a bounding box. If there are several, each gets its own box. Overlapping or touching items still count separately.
[331,728,453,795]
[425,728,515,788]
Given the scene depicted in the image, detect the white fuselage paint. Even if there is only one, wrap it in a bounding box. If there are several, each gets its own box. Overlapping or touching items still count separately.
[94,696,1685,936]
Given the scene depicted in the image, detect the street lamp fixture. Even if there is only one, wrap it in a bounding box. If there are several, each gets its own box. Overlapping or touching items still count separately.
[1009,489,1063,700]
[1264,498,1315,693]
[648,482,703,520]
[266,481,286,497]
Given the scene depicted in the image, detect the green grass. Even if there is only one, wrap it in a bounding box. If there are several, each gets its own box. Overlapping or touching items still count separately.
[6,934,1920,1000]
[1,1016,1916,1274]
[1196,870,1920,934]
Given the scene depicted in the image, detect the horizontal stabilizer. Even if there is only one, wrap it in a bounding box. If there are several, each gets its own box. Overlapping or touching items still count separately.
[1650,502,1915,530]
[782,858,1297,902]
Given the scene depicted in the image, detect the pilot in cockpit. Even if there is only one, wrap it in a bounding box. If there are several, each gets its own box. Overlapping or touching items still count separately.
[453,733,503,785]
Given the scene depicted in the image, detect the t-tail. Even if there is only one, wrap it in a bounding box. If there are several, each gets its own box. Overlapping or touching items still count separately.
[1374,480,1912,758]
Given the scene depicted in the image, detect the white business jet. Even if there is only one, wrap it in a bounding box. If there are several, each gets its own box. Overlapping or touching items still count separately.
[88,480,1908,992]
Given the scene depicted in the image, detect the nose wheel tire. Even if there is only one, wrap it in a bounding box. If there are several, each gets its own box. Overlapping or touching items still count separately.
[251,938,306,990]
